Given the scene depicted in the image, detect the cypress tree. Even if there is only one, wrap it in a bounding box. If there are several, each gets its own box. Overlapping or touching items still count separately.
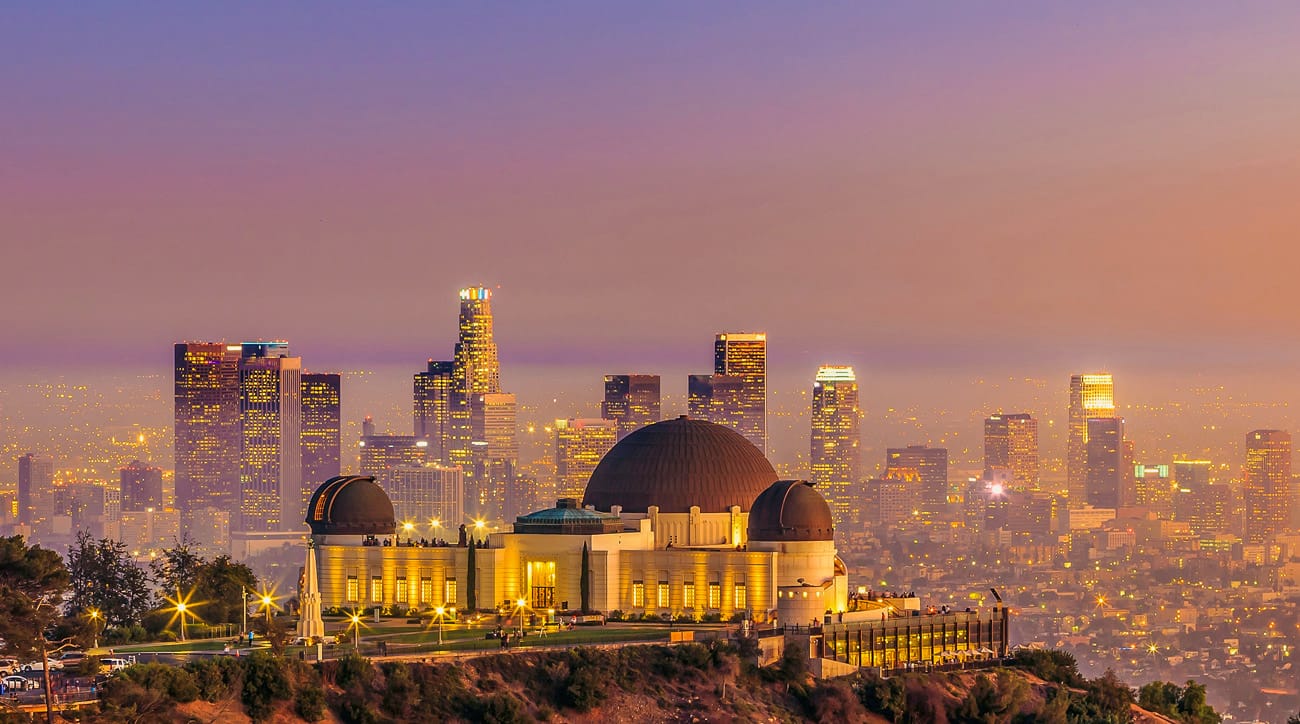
[465,540,477,611]
[579,542,591,613]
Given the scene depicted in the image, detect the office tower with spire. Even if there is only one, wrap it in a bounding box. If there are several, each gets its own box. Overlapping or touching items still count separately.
[1084,417,1124,509]
[16,453,54,530]
[1067,373,1115,502]
[810,366,861,527]
[120,459,163,511]
[554,418,619,500]
[886,445,948,517]
[983,413,1039,489]
[711,333,767,452]
[414,360,455,459]
[601,374,661,439]
[301,373,341,485]
[174,342,242,519]
[1243,429,1291,543]
[238,342,303,532]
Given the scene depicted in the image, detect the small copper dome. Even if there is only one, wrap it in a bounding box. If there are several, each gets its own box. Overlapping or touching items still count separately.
[306,476,396,536]
[582,417,777,513]
[746,480,834,542]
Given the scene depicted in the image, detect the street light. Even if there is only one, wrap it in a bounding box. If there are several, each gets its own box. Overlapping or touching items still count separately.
[87,609,101,650]
[176,601,189,641]
[242,591,248,636]
[516,598,527,636]
[261,594,276,624]
[402,521,415,543]
[165,588,198,642]
[349,613,362,650]
[434,606,446,645]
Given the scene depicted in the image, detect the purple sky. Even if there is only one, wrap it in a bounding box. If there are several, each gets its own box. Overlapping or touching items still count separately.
[5,3,1300,375]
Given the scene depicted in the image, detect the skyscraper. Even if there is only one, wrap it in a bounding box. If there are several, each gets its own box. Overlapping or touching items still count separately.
[174,342,241,518]
[470,392,519,520]
[1084,417,1124,509]
[687,374,745,433]
[554,418,619,500]
[301,372,342,486]
[983,413,1038,489]
[713,333,767,452]
[1243,429,1291,544]
[359,434,428,488]
[16,453,54,528]
[388,463,464,532]
[120,459,164,511]
[601,374,661,439]
[238,342,302,532]
[886,445,948,517]
[1067,373,1115,502]
[414,360,455,459]
[810,366,861,527]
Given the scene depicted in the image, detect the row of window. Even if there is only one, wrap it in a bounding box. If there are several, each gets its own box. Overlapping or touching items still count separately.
[630,581,746,610]
[346,575,457,605]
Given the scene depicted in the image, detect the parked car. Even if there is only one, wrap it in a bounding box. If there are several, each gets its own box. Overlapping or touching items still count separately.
[58,651,86,667]
[100,658,130,672]
[20,659,61,672]
[0,660,18,675]
[3,675,38,691]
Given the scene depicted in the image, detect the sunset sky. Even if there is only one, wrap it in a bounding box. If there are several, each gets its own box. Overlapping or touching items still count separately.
[5,3,1300,375]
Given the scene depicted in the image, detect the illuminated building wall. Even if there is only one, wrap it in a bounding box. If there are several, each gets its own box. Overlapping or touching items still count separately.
[389,464,464,534]
[449,287,501,474]
[554,418,619,500]
[687,374,746,433]
[359,434,429,491]
[173,342,241,519]
[1067,373,1115,502]
[120,459,163,511]
[886,445,948,517]
[470,392,519,521]
[1133,463,1173,517]
[810,366,861,527]
[238,342,302,533]
[17,452,54,528]
[414,360,455,460]
[713,333,767,453]
[1243,429,1291,544]
[602,374,662,439]
[1084,417,1124,509]
[983,413,1038,489]
[301,373,341,485]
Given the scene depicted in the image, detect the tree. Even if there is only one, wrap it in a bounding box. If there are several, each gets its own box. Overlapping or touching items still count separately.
[465,542,477,612]
[579,543,591,613]
[149,539,206,599]
[0,535,72,724]
[254,611,290,657]
[193,556,257,624]
[66,531,153,627]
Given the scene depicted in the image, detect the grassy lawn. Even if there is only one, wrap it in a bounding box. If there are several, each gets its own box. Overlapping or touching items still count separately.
[112,640,237,653]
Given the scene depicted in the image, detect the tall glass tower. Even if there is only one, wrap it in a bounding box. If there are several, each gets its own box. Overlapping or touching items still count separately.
[602,374,661,439]
[238,342,302,532]
[1244,429,1291,543]
[1067,373,1115,503]
[810,366,861,527]
[174,342,242,518]
[301,372,341,486]
[711,333,767,453]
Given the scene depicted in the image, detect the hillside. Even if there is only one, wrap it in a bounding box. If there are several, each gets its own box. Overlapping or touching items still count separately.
[87,644,1212,724]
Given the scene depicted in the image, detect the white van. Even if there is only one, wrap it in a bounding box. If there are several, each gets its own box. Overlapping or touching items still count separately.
[100,658,131,672]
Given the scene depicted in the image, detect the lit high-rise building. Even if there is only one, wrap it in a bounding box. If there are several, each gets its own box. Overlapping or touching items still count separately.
[713,333,767,452]
[470,392,519,520]
[983,413,1038,489]
[301,373,341,485]
[886,445,948,517]
[810,366,861,527]
[554,418,619,500]
[602,375,661,439]
[1067,373,1115,502]
[1084,417,1124,509]
[1243,429,1291,544]
[1133,463,1173,515]
[16,453,54,528]
[449,287,501,472]
[359,434,428,490]
[687,374,745,432]
[414,360,455,459]
[174,342,241,518]
[238,342,303,533]
[1171,459,1223,533]
[120,459,163,512]
[388,463,464,534]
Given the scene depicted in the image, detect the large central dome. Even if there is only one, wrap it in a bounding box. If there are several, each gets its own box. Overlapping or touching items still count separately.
[582,416,778,513]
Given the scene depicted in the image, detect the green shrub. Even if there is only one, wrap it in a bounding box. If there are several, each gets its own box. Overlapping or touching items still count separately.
[118,663,200,702]
[294,684,326,722]
[563,665,609,712]
[1010,649,1085,687]
[185,655,244,701]
[476,692,532,724]
[240,652,290,721]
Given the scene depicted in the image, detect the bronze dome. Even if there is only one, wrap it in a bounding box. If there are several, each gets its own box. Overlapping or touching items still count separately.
[746,480,834,542]
[306,476,397,536]
[582,416,777,513]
